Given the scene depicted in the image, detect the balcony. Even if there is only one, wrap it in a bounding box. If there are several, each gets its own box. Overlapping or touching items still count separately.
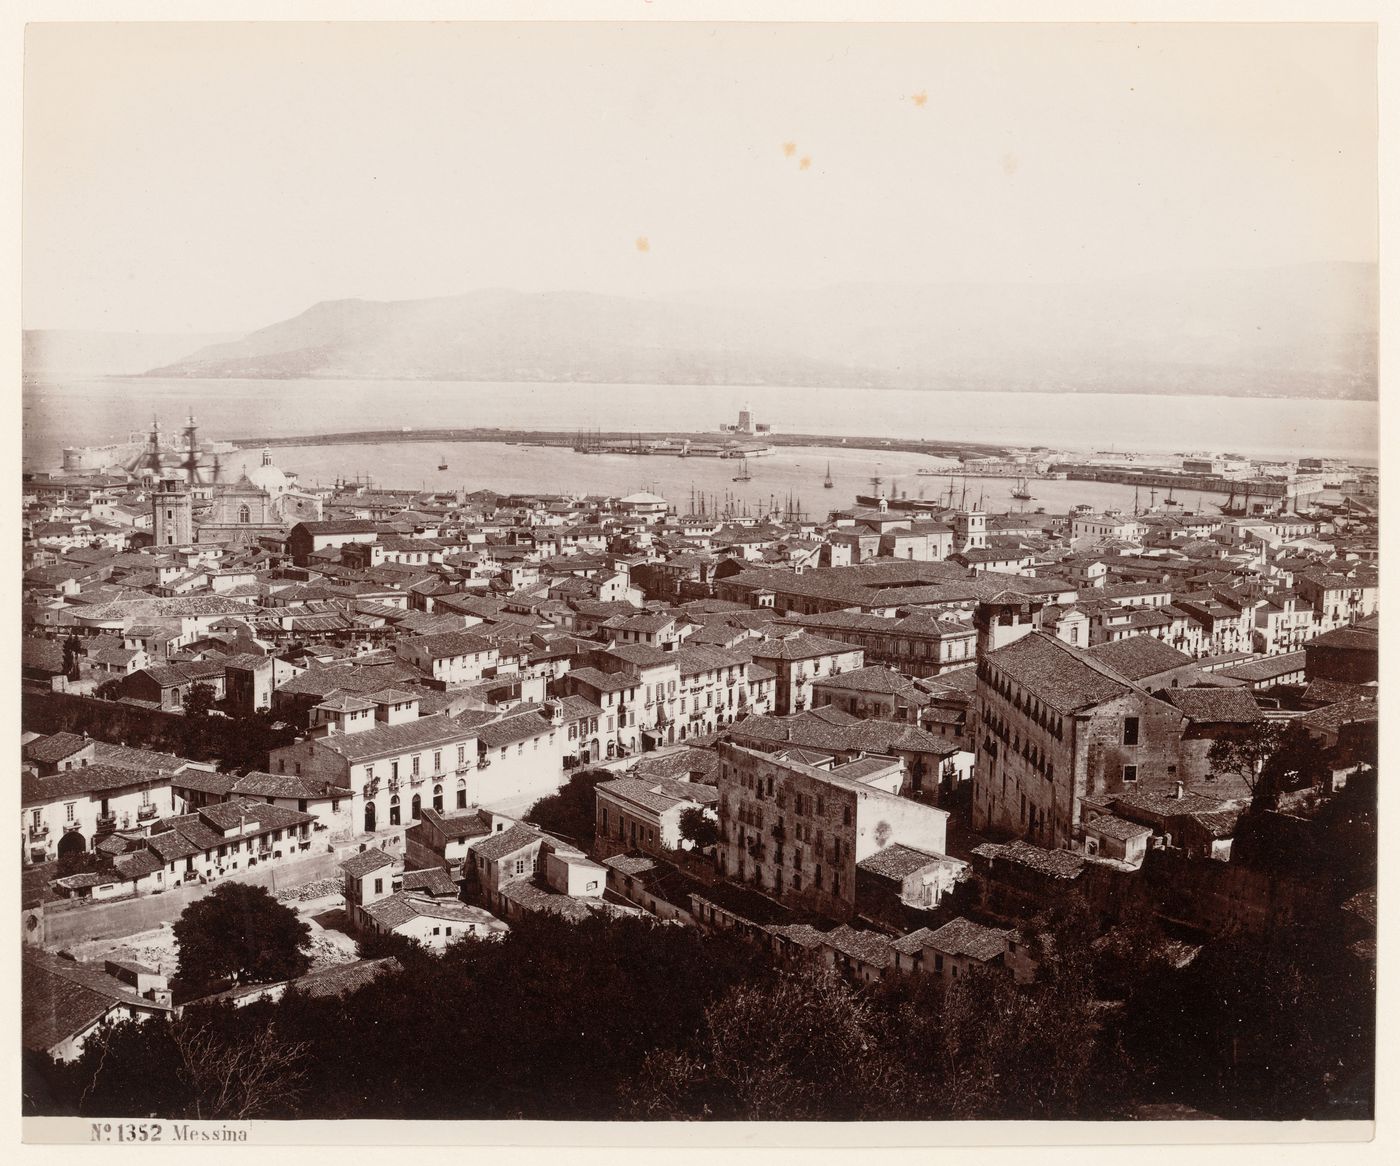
[28,824,49,841]
[137,805,158,821]
[95,814,118,833]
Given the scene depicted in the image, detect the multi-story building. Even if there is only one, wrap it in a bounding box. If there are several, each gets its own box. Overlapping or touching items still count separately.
[593,773,718,856]
[1252,593,1315,655]
[747,630,864,716]
[1294,570,1379,634]
[22,764,175,866]
[395,630,500,687]
[715,741,949,922]
[780,610,976,677]
[269,695,481,835]
[972,631,1212,849]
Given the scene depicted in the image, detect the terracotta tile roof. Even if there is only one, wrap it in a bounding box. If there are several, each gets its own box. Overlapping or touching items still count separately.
[25,732,91,765]
[855,842,949,879]
[972,839,1086,879]
[23,950,171,1053]
[341,849,399,878]
[1085,815,1155,842]
[819,924,895,967]
[1083,635,1193,680]
[1161,687,1263,723]
[984,632,1136,714]
[925,916,1014,961]
[470,823,544,862]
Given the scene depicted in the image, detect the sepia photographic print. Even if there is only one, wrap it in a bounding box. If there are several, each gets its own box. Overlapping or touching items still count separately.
[14,7,1390,1152]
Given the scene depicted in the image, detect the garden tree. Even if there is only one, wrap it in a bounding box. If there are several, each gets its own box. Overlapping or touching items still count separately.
[56,849,103,879]
[524,767,613,845]
[622,966,905,1120]
[677,805,720,851]
[214,708,298,773]
[183,681,218,720]
[1207,722,1283,799]
[1255,723,1333,807]
[93,678,123,701]
[172,883,312,997]
[62,635,85,681]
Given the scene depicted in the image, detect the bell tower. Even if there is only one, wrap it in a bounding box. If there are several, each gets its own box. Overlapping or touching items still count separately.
[152,476,193,547]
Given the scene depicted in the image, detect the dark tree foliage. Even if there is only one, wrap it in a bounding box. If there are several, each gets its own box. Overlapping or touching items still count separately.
[1108,924,1374,1119]
[62,635,85,681]
[29,1005,310,1120]
[182,681,218,720]
[172,883,312,998]
[678,806,720,851]
[524,767,613,847]
[33,851,1375,1122]
[1207,722,1282,799]
[43,913,768,1120]
[1254,723,1333,809]
[623,966,906,1120]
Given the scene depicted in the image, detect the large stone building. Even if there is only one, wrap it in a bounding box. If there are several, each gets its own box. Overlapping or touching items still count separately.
[971,631,1249,849]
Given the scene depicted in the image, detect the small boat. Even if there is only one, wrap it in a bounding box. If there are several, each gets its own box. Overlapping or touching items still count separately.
[437,454,448,471]
[732,457,753,483]
[823,461,834,489]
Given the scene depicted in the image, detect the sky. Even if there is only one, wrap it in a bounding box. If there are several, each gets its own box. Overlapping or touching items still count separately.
[22,21,1378,335]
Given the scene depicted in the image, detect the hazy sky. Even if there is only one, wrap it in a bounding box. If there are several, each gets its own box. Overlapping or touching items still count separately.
[23,21,1377,334]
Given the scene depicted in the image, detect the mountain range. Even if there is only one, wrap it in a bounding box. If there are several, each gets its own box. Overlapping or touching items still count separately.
[54,263,1385,400]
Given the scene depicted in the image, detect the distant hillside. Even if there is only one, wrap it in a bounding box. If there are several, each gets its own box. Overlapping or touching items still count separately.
[143,263,1377,400]
[25,330,240,380]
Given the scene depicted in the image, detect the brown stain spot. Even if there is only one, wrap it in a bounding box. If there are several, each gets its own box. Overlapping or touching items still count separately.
[1002,153,1019,177]
[635,236,650,253]
[911,91,928,107]
[799,156,812,171]
[782,141,797,158]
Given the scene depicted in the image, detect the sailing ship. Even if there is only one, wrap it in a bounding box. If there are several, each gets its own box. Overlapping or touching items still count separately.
[823,461,834,489]
[732,457,753,483]
[1011,476,1033,501]
[437,454,448,471]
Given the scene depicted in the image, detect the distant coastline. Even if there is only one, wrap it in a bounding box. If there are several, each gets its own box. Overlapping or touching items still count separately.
[104,371,1376,403]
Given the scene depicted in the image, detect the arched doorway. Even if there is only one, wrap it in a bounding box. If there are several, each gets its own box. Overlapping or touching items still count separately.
[389,796,401,827]
[57,830,86,859]
[456,779,467,810]
[432,785,443,813]
[364,801,376,833]
[410,793,421,821]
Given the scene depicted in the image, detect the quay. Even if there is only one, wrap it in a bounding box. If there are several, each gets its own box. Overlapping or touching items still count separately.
[220,426,1013,461]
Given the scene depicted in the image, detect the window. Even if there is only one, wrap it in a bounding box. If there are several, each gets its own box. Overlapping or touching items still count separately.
[66,803,76,822]
[374,878,383,894]
[238,504,250,524]
[514,858,526,875]
[457,744,466,766]
[31,809,41,827]
[433,751,441,772]
[332,799,340,813]
[412,755,421,776]
[1123,717,1140,746]
[1122,765,1138,783]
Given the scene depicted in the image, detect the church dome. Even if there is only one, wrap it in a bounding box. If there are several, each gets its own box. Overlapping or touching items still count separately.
[245,461,289,495]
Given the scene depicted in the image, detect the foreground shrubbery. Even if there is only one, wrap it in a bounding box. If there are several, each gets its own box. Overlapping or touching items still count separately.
[24,898,1373,1121]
